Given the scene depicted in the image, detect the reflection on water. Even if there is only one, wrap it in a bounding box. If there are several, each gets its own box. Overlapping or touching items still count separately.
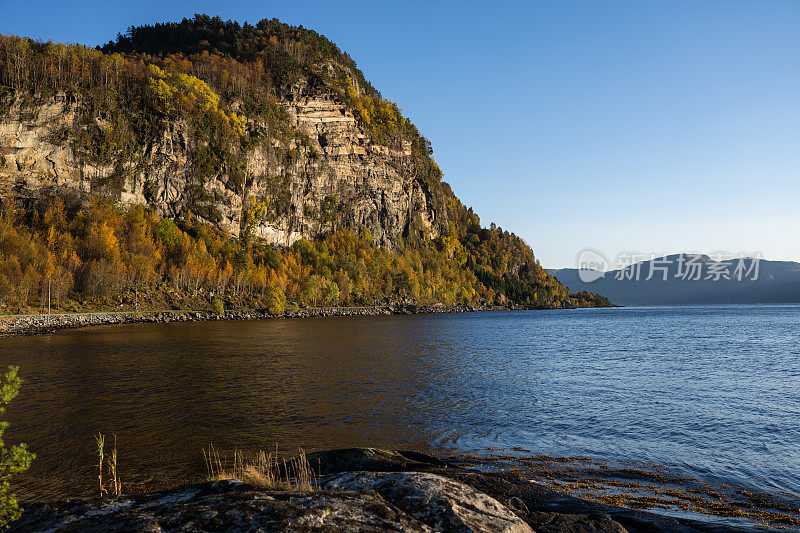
[2,306,800,506]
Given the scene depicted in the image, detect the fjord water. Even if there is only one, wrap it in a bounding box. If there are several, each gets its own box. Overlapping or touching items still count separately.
[2,305,799,501]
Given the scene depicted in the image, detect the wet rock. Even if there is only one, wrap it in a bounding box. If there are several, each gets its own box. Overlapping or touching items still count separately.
[525,511,628,533]
[310,448,447,475]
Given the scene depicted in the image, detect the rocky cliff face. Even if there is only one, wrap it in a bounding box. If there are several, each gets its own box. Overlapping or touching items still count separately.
[0,89,440,248]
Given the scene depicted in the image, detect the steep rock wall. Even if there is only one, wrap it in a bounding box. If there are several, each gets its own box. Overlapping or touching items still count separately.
[0,91,442,248]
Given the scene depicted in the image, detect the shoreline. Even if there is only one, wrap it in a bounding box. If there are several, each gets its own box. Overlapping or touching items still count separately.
[0,303,531,338]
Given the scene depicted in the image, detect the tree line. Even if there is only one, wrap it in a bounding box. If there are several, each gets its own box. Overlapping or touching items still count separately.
[0,195,609,313]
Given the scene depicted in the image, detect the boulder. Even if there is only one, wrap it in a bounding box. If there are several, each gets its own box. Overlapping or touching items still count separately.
[322,471,533,533]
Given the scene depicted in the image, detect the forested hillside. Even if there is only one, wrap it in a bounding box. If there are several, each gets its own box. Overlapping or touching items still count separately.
[0,15,611,312]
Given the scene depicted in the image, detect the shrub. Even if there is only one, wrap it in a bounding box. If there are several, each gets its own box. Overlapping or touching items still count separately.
[0,366,35,528]
[211,297,224,315]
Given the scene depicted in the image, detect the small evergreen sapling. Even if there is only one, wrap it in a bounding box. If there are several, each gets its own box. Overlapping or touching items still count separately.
[0,366,34,528]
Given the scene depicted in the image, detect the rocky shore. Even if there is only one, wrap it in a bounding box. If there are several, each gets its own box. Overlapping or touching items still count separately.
[10,449,770,532]
[0,304,516,337]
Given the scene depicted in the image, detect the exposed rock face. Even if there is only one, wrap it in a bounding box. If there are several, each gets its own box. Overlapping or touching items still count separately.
[0,91,441,248]
[0,95,85,193]
[259,96,440,248]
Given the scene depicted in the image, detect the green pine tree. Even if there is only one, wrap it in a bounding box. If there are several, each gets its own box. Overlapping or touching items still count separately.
[0,366,35,528]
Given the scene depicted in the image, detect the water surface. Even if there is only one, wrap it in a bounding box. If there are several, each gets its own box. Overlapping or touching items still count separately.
[2,305,799,507]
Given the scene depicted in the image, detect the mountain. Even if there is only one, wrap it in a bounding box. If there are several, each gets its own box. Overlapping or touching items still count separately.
[1,16,442,247]
[550,254,800,306]
[0,15,611,311]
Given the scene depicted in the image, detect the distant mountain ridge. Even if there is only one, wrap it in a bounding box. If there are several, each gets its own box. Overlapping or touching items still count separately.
[550,254,800,306]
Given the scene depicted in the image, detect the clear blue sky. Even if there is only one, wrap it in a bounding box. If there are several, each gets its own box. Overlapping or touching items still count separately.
[3,0,799,268]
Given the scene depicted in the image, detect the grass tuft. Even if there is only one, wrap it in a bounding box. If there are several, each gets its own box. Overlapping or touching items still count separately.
[203,444,317,491]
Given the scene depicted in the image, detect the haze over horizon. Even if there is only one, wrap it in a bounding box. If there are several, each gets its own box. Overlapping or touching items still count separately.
[3,0,798,268]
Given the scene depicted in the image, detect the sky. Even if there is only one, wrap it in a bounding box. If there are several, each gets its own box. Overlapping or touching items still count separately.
[2,0,799,268]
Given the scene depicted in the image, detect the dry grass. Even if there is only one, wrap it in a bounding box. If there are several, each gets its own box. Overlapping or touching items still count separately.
[95,432,122,497]
[108,435,121,496]
[95,432,106,498]
[203,444,317,491]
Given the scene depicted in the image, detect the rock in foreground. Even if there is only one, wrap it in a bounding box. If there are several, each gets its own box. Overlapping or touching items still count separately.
[322,471,532,532]
[11,449,772,532]
[11,481,437,532]
[12,475,530,533]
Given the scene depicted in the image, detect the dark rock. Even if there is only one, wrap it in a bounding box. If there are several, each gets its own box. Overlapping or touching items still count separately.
[309,448,447,475]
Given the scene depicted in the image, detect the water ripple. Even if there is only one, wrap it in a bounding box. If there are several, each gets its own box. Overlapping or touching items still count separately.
[0,305,798,503]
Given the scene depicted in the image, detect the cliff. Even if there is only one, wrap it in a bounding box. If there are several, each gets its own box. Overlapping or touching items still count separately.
[0,16,445,248]
[0,79,439,249]
[0,15,611,310]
